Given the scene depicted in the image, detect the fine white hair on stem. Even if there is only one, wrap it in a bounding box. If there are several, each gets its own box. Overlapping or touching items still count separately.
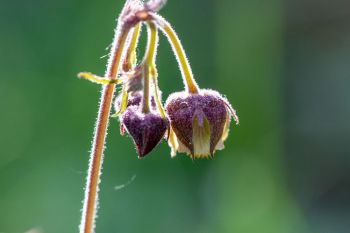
[79,16,131,233]
[80,17,133,233]
[143,21,159,64]
[150,13,199,94]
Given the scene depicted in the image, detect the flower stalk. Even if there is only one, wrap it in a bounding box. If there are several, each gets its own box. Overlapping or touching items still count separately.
[123,22,141,71]
[79,24,131,233]
[151,13,199,94]
[141,22,158,113]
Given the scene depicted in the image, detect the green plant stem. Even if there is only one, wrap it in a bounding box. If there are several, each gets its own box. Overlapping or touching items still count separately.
[79,25,131,233]
[141,22,158,113]
[145,22,166,118]
[124,23,141,71]
[151,13,199,94]
[141,66,151,113]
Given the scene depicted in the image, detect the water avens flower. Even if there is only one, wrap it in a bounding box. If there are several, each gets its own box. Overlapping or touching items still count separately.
[77,0,238,232]
[165,89,238,158]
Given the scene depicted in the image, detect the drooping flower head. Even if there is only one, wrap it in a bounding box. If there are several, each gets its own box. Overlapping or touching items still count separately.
[115,92,168,158]
[165,89,238,159]
[120,105,168,158]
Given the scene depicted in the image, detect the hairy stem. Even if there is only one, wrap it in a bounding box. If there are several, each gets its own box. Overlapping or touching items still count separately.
[123,23,141,71]
[141,67,151,113]
[141,22,158,113]
[145,22,166,118]
[151,13,199,94]
[79,24,131,233]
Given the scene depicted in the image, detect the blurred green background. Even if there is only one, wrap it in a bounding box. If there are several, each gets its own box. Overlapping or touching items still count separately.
[1,0,349,232]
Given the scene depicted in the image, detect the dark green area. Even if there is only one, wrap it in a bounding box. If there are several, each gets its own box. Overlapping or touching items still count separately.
[1,0,349,233]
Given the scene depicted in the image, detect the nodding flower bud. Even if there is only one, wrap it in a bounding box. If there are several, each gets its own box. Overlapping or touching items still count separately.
[165,89,238,159]
[115,92,168,158]
[120,106,168,158]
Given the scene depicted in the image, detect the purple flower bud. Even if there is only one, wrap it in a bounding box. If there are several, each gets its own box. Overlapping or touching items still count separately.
[120,106,169,158]
[115,92,168,158]
[165,89,238,158]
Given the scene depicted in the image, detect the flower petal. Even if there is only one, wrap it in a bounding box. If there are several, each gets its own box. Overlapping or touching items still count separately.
[167,128,179,157]
[192,110,211,158]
